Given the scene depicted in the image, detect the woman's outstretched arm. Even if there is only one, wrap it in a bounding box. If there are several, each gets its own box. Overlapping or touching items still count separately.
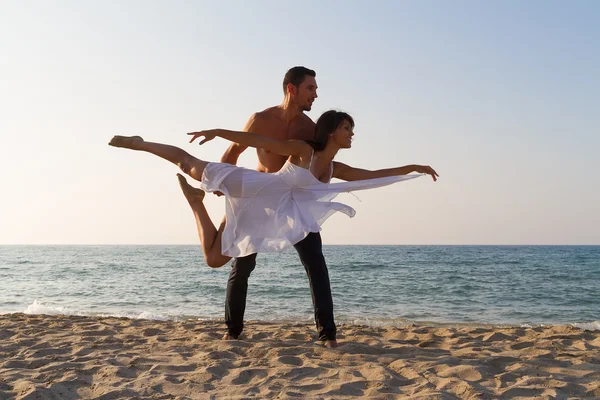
[188,128,311,159]
[332,161,439,181]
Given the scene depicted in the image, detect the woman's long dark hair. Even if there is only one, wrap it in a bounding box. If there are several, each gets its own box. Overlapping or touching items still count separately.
[307,110,354,151]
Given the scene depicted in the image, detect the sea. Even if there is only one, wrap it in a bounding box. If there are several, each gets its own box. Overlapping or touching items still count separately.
[1,245,599,330]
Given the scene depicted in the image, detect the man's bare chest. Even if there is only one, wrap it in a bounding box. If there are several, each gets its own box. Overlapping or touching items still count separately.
[264,122,312,141]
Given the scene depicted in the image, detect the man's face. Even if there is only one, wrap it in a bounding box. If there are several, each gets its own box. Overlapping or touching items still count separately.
[294,76,318,111]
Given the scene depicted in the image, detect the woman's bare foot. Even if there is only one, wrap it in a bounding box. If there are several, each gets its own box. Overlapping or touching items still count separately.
[108,135,144,150]
[323,339,339,348]
[177,173,205,205]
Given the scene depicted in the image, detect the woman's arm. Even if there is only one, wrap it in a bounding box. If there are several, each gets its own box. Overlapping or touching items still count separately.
[188,129,311,158]
[333,161,439,181]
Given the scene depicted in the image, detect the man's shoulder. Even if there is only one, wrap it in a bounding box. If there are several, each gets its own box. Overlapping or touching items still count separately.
[299,113,316,127]
[251,107,313,125]
[244,107,282,133]
[254,106,280,121]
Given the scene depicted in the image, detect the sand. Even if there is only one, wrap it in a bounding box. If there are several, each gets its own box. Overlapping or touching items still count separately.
[1,313,599,399]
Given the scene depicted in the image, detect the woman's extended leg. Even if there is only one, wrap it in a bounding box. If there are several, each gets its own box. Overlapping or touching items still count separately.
[109,136,207,182]
[177,174,231,268]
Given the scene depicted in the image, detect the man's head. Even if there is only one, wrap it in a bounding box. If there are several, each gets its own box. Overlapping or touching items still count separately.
[283,66,318,111]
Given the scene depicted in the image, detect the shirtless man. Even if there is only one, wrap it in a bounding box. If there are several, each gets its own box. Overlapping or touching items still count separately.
[219,66,338,347]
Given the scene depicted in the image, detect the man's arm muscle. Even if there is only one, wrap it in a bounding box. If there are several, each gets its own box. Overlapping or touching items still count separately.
[220,113,259,165]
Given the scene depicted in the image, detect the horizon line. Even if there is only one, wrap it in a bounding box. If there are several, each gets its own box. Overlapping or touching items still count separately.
[1,243,599,247]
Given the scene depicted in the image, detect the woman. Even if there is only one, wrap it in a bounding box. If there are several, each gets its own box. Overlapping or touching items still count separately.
[109,110,439,267]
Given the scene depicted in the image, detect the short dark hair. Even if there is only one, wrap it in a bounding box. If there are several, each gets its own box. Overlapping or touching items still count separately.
[283,66,316,94]
[308,110,354,151]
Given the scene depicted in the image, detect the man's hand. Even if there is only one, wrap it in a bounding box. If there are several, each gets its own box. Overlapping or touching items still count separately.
[416,165,439,181]
[188,130,218,145]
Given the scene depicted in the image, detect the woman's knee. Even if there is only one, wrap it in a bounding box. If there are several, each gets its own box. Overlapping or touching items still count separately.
[179,157,206,180]
[206,253,230,269]
[177,156,194,175]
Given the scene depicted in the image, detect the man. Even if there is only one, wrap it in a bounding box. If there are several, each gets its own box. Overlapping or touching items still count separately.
[219,66,338,348]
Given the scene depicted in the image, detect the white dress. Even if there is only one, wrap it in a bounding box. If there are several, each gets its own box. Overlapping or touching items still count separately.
[200,155,421,257]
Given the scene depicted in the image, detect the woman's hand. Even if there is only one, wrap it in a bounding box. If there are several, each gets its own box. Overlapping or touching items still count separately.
[416,165,439,181]
[187,129,219,145]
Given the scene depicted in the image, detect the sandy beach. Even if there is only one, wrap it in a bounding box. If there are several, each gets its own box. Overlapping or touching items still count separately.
[0,314,598,399]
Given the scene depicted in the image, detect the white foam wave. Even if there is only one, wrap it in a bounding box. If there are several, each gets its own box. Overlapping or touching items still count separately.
[21,301,600,331]
[23,300,179,321]
[340,317,413,327]
[100,310,170,321]
[24,300,81,316]
[571,321,600,331]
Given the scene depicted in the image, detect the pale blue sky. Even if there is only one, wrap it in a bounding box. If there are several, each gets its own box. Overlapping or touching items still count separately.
[1,1,598,245]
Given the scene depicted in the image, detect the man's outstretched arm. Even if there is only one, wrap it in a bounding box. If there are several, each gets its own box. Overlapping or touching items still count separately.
[219,114,257,165]
[332,161,439,181]
[221,143,247,165]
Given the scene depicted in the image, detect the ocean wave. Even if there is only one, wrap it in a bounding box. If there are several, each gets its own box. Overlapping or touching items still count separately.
[24,300,77,316]
[571,320,600,331]
[19,302,600,331]
[23,300,174,321]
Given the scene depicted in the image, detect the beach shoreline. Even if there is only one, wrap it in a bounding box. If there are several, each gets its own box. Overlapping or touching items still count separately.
[1,313,599,399]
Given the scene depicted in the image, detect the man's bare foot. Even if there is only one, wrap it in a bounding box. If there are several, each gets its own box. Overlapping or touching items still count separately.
[222,333,237,340]
[177,173,205,205]
[108,135,144,149]
[323,339,339,348]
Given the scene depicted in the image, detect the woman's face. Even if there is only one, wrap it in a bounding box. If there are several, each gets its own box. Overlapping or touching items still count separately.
[331,119,354,148]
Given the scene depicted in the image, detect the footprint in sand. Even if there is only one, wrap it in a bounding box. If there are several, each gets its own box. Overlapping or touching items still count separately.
[230,368,268,385]
[437,364,483,381]
[277,355,303,366]
[283,367,323,381]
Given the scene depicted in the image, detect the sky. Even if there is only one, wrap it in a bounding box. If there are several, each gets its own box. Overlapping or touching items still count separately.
[0,1,598,245]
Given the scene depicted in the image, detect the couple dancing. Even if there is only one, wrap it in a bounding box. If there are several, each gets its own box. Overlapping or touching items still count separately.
[110,66,439,348]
